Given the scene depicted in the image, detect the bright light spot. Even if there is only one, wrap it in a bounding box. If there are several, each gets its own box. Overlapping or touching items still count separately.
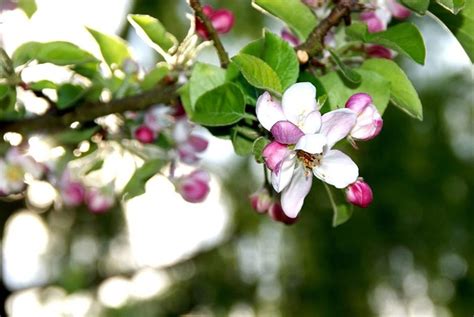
[98,276,130,308]
[130,268,171,300]
[3,211,50,289]
[28,136,52,162]
[63,292,95,317]
[17,89,50,115]
[125,173,230,268]
[50,146,66,158]
[27,180,57,209]
[3,132,23,146]
[229,303,255,317]
[5,288,43,317]
[70,236,99,266]
[78,141,90,153]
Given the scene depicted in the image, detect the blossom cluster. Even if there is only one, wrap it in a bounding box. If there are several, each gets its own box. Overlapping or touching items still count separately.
[250,83,381,221]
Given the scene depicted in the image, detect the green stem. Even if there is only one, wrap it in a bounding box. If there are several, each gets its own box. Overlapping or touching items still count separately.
[323,182,337,212]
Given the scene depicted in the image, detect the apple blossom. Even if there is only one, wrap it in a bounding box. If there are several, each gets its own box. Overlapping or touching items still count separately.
[346,179,373,208]
[249,187,272,213]
[361,0,411,33]
[175,170,210,203]
[0,148,44,195]
[173,118,208,164]
[345,93,383,141]
[195,5,234,39]
[257,83,360,218]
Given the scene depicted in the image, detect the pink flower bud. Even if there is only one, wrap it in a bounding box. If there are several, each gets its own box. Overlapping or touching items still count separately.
[249,188,272,213]
[61,181,85,207]
[134,125,156,144]
[366,45,393,59]
[346,179,373,208]
[196,5,235,39]
[176,170,210,203]
[360,12,385,33]
[386,0,411,19]
[85,187,115,213]
[268,202,298,225]
[345,93,383,141]
[281,29,300,47]
[188,135,208,153]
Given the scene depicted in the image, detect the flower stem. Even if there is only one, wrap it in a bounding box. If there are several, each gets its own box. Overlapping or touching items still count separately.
[323,182,338,212]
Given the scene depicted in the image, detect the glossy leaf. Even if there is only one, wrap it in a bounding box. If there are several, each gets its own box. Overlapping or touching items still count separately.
[190,63,227,106]
[319,69,391,114]
[128,14,177,56]
[232,53,282,94]
[231,127,255,156]
[57,84,85,110]
[252,0,317,39]
[435,0,465,14]
[252,136,269,163]
[333,204,354,227]
[141,63,170,90]
[400,0,430,14]
[87,28,131,69]
[362,59,423,120]
[13,41,97,67]
[29,80,57,90]
[346,22,426,65]
[328,49,362,84]
[18,0,37,18]
[123,159,166,200]
[192,83,245,127]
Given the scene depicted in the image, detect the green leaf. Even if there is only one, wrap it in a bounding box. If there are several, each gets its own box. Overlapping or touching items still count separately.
[430,1,474,62]
[252,136,269,163]
[141,63,170,90]
[400,0,430,14]
[232,53,282,94]
[0,84,9,100]
[29,80,57,90]
[123,159,166,200]
[0,88,17,116]
[56,127,99,144]
[178,83,193,117]
[332,204,354,227]
[346,22,426,65]
[319,69,391,114]
[128,14,177,56]
[362,58,423,120]
[231,127,255,156]
[57,84,85,110]
[252,0,317,39]
[190,63,227,106]
[18,0,37,18]
[13,41,97,67]
[328,49,362,84]
[192,83,245,127]
[87,28,131,69]
[435,0,465,14]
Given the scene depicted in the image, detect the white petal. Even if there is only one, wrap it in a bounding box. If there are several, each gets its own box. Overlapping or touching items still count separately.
[173,118,191,143]
[320,109,357,149]
[300,110,322,134]
[281,166,312,218]
[313,150,358,189]
[295,134,327,154]
[281,82,318,126]
[256,91,286,131]
[271,153,296,193]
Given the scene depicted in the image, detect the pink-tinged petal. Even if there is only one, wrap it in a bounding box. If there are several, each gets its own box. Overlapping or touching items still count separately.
[281,29,300,47]
[262,141,290,171]
[350,104,383,141]
[249,187,272,213]
[386,0,411,19]
[210,9,235,34]
[268,202,298,225]
[360,12,385,33]
[144,106,173,132]
[281,166,312,218]
[256,92,285,131]
[300,110,322,135]
[178,143,199,164]
[177,170,210,203]
[188,134,208,152]
[366,45,393,59]
[281,82,318,126]
[320,109,357,149]
[173,118,192,143]
[345,93,372,114]
[86,187,115,213]
[134,125,156,144]
[346,179,373,208]
[295,134,327,154]
[313,150,359,189]
[61,181,85,207]
[271,153,296,193]
[270,121,304,144]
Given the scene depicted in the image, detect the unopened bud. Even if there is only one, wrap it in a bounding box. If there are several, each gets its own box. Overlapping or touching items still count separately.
[134,125,156,144]
[249,188,272,213]
[345,93,383,141]
[346,179,373,208]
[176,170,210,203]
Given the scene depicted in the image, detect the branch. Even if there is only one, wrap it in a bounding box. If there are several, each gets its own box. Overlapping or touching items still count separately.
[189,0,230,68]
[297,0,359,58]
[0,84,178,135]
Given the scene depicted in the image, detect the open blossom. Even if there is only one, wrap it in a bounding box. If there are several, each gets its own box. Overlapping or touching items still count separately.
[257,83,359,218]
[195,5,234,39]
[85,185,115,213]
[345,93,383,141]
[346,179,373,208]
[0,147,44,195]
[173,118,208,164]
[175,170,210,203]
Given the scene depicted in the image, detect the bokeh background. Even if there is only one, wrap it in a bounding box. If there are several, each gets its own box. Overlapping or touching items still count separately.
[0,0,473,316]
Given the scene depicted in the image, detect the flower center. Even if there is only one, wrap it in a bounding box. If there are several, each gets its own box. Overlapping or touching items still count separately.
[296,150,322,171]
[6,164,24,183]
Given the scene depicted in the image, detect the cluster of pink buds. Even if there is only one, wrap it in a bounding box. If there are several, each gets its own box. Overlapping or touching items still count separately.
[195,4,235,40]
[0,147,45,196]
[249,188,297,225]
[255,83,380,219]
[57,170,115,213]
